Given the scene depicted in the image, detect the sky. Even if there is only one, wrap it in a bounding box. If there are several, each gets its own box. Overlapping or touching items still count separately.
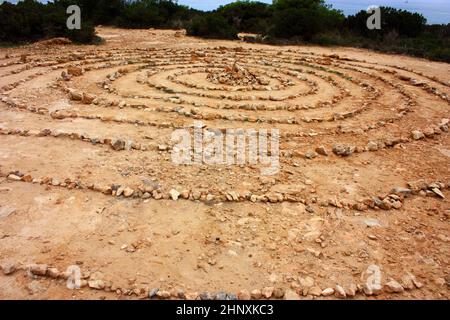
[3,0,449,24]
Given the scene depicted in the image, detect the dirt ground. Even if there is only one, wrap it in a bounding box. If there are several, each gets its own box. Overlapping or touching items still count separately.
[0,27,449,300]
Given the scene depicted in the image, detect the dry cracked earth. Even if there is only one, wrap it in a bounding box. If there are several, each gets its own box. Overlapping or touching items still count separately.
[0,27,449,300]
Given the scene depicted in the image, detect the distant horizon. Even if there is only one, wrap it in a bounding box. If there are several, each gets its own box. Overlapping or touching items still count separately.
[3,0,449,24]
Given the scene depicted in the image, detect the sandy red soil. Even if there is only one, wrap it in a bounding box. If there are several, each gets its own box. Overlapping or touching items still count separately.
[0,27,449,300]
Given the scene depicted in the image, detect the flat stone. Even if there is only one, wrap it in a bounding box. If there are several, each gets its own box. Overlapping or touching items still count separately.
[47,267,60,279]
[321,288,335,296]
[29,264,48,276]
[308,286,322,296]
[68,89,83,101]
[237,289,251,300]
[332,143,355,156]
[411,130,425,140]
[88,279,106,290]
[384,280,404,293]
[7,174,21,181]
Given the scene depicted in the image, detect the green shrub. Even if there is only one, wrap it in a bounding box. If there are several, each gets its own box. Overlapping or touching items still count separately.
[216,1,273,33]
[346,7,427,38]
[1,0,448,63]
[187,14,238,40]
[66,21,98,44]
[428,47,450,62]
[269,0,344,40]
[0,0,97,44]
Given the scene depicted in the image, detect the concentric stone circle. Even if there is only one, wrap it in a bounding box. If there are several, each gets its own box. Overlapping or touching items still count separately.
[1,41,449,203]
[2,42,449,195]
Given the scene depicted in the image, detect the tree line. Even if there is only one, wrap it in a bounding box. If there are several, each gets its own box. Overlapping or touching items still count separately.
[1,0,449,62]
[0,0,200,44]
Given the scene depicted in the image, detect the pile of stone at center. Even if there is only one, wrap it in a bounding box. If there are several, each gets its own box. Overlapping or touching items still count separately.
[206,62,269,86]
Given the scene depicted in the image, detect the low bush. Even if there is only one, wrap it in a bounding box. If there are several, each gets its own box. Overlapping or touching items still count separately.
[187,14,238,40]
